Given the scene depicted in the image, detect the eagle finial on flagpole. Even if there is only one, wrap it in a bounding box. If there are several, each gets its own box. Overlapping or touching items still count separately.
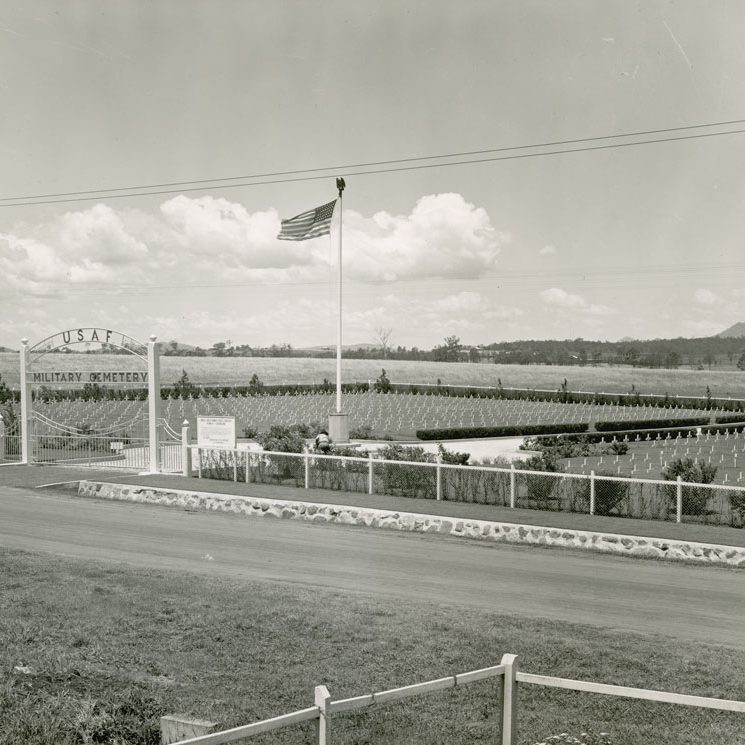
[336,177,346,197]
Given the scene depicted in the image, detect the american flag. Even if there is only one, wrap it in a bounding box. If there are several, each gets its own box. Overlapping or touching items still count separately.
[277,199,337,241]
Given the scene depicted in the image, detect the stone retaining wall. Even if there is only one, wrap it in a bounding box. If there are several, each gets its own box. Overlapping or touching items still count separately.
[77,481,745,567]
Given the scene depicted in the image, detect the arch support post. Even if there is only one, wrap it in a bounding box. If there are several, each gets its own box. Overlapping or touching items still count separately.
[147,336,161,474]
[20,338,32,465]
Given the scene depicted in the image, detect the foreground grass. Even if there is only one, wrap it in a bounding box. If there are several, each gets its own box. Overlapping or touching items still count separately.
[1,549,744,745]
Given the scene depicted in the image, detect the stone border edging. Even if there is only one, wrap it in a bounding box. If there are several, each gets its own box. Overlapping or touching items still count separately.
[77,481,745,567]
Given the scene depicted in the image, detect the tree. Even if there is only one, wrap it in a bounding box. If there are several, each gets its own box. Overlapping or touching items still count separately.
[248,373,264,393]
[0,374,12,404]
[373,368,391,393]
[432,335,461,362]
[173,370,199,398]
[374,327,393,359]
[737,353,745,371]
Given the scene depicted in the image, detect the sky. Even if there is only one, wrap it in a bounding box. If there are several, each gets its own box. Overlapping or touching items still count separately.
[1,1,745,351]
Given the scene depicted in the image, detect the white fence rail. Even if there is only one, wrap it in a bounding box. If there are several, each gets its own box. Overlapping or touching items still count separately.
[171,654,745,745]
[187,445,745,527]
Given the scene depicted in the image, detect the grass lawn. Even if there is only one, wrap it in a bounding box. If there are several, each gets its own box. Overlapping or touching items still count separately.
[4,353,745,399]
[1,549,744,745]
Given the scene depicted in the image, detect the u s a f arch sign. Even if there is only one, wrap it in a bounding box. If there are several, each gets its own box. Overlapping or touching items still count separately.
[19,327,164,473]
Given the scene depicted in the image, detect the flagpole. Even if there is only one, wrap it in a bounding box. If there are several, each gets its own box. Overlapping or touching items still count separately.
[335,181,344,415]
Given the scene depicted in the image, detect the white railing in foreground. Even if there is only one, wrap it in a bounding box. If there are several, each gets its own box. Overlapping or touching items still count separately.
[171,654,745,745]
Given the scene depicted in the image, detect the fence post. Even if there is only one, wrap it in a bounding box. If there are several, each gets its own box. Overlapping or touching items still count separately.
[0,414,5,460]
[245,450,250,483]
[233,449,238,482]
[676,476,683,523]
[368,452,374,495]
[304,446,310,489]
[436,453,442,501]
[510,463,516,508]
[181,420,191,477]
[500,653,518,745]
[197,447,202,479]
[589,470,595,515]
[314,684,330,745]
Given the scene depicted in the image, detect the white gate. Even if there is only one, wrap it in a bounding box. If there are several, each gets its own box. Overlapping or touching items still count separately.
[19,328,163,472]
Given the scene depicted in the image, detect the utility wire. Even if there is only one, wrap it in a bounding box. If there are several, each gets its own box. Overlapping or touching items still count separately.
[43,263,745,297]
[2,121,745,208]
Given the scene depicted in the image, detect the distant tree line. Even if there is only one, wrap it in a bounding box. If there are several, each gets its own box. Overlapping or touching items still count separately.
[159,334,745,369]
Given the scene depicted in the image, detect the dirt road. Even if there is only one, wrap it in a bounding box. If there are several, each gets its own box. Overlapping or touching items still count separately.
[1,485,743,648]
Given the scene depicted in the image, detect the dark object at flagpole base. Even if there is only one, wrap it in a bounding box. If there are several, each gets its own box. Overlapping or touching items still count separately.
[336,177,346,197]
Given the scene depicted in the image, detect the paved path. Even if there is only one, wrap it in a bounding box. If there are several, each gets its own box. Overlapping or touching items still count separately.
[1,484,743,649]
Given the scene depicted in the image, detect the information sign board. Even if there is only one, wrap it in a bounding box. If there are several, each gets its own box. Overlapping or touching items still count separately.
[197,416,236,448]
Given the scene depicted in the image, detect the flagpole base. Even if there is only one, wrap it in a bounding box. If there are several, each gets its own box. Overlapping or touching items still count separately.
[328,412,349,445]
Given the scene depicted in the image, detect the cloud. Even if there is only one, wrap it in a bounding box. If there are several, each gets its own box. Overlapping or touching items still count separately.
[0,193,509,304]
[539,288,612,316]
[539,244,557,255]
[343,193,509,281]
[694,288,719,306]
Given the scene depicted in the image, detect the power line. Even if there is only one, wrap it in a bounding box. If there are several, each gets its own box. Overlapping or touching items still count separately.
[2,120,745,208]
[33,262,745,297]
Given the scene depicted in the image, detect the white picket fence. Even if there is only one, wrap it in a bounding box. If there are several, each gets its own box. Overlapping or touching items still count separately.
[169,654,745,745]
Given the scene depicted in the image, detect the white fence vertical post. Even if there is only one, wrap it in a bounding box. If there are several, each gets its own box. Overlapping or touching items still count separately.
[304,446,310,489]
[245,450,250,483]
[436,453,442,501]
[0,414,5,460]
[147,335,161,474]
[676,476,683,523]
[368,452,374,495]
[181,420,191,477]
[500,653,518,745]
[233,450,238,482]
[197,448,202,479]
[510,464,516,508]
[589,470,595,515]
[19,338,32,465]
[314,685,330,745]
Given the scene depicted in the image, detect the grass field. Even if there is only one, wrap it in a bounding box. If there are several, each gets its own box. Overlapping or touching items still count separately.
[1,548,744,745]
[3,352,745,399]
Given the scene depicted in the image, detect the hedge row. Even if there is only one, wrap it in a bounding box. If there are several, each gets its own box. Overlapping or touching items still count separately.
[544,422,745,445]
[593,417,710,432]
[389,383,745,412]
[416,423,589,440]
[714,414,745,425]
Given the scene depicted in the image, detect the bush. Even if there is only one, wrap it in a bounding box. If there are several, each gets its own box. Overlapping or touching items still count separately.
[521,452,561,508]
[577,471,629,516]
[256,425,307,453]
[661,458,717,517]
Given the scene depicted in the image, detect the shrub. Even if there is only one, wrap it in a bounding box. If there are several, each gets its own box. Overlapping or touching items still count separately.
[661,458,717,516]
[577,471,629,516]
[256,425,306,453]
[437,443,469,465]
[521,452,561,508]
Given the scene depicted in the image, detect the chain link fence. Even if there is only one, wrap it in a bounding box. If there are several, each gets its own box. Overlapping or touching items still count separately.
[190,447,745,529]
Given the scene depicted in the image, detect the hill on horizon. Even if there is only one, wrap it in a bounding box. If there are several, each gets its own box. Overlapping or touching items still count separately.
[717,322,745,338]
